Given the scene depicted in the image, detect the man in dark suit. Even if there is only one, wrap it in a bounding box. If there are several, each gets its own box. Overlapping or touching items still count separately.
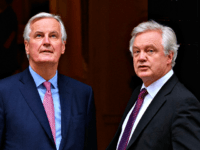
[0,12,97,150]
[107,20,200,150]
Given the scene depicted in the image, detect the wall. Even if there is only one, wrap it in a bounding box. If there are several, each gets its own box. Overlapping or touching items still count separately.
[88,0,147,149]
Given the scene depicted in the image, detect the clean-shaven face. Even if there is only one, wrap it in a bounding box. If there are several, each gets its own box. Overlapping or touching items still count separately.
[25,17,65,67]
[132,30,173,87]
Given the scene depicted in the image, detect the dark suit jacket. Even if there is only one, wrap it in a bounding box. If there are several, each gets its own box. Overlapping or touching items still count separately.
[0,68,97,150]
[107,74,200,150]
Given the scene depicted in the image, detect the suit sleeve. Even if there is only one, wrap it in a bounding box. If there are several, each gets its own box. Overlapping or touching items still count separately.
[0,93,5,149]
[172,96,200,150]
[84,87,97,150]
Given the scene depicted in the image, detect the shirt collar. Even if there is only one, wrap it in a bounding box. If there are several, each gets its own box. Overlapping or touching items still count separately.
[29,66,58,89]
[141,69,174,99]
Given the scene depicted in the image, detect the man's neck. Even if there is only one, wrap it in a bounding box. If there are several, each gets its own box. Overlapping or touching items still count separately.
[30,63,58,81]
[143,68,173,87]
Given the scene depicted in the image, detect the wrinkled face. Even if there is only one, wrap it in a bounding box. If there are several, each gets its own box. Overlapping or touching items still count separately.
[132,30,173,87]
[24,17,65,67]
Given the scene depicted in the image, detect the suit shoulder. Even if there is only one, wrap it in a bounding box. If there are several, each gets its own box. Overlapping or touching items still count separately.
[58,74,92,91]
[169,81,198,102]
[0,72,22,89]
[174,82,196,97]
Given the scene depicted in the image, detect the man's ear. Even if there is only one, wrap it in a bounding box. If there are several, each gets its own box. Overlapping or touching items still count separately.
[167,51,174,65]
[61,41,66,54]
[24,40,30,55]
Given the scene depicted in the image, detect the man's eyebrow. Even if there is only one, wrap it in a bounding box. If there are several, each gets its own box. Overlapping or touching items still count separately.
[132,46,139,49]
[34,31,43,34]
[132,44,157,49]
[34,31,59,34]
[146,44,155,47]
[144,44,157,49]
[50,31,59,34]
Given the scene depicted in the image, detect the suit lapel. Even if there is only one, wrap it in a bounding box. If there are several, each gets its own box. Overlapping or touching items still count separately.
[107,87,141,149]
[127,75,178,149]
[58,74,73,150]
[19,68,55,144]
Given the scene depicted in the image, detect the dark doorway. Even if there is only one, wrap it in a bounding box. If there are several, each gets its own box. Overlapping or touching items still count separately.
[148,0,199,100]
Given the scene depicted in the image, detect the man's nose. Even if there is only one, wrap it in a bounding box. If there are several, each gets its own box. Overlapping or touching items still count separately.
[138,51,147,60]
[43,36,50,46]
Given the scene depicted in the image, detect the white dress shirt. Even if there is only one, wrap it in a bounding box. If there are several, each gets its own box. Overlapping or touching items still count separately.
[117,70,174,149]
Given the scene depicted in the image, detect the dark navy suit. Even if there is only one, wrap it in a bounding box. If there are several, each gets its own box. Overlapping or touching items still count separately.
[0,68,97,150]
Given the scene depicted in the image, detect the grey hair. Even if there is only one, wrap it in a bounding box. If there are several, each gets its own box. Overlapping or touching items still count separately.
[129,20,179,67]
[23,12,67,42]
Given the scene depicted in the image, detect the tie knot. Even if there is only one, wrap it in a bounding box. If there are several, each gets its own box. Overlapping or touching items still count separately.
[138,88,148,99]
[43,81,51,91]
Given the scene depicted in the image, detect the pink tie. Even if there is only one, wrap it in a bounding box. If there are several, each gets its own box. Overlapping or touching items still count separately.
[43,81,56,143]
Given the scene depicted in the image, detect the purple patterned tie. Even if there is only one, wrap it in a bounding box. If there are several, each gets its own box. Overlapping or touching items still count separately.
[118,88,148,150]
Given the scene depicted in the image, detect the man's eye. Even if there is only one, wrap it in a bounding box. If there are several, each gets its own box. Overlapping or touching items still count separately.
[36,34,42,37]
[50,34,57,38]
[133,50,140,54]
[148,49,154,53]
[133,50,140,57]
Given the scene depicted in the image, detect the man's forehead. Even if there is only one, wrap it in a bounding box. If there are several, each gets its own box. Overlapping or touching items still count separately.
[134,30,162,44]
[132,44,156,49]
[135,29,162,37]
[30,17,61,30]
[31,17,59,24]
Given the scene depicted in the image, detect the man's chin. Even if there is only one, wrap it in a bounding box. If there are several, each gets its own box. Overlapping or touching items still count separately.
[137,72,151,79]
[37,57,56,63]
[34,60,57,65]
